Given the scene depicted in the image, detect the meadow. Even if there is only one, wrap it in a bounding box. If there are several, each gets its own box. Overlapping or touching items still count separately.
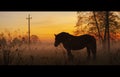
[0,39,120,65]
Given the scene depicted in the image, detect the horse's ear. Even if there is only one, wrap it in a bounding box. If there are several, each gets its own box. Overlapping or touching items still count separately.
[54,34,57,36]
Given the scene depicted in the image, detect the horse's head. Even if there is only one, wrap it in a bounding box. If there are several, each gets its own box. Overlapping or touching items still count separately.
[54,32,71,47]
[54,34,61,47]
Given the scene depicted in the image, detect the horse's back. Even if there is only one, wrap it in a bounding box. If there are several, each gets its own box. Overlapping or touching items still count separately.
[69,34,96,50]
[79,34,96,45]
[73,34,96,42]
[79,34,95,38]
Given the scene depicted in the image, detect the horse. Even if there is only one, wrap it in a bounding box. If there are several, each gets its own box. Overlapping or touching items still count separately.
[54,32,96,61]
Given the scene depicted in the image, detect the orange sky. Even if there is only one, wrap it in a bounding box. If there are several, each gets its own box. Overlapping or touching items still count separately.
[0,12,77,41]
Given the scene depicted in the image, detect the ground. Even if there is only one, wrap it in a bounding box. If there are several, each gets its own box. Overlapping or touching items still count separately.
[0,41,120,65]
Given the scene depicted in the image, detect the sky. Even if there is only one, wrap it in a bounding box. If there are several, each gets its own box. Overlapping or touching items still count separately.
[0,12,77,41]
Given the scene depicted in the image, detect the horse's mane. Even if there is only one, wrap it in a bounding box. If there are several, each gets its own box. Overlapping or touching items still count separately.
[58,32,92,37]
[59,32,71,35]
[58,32,73,37]
[56,32,75,40]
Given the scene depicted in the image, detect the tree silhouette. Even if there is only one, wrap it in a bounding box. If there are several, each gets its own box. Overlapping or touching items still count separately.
[30,35,41,44]
[75,11,120,52]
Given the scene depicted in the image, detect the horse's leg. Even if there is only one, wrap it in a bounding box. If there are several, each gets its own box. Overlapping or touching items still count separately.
[91,47,96,60]
[93,49,96,60]
[92,40,97,60]
[67,50,74,63]
[87,47,91,60]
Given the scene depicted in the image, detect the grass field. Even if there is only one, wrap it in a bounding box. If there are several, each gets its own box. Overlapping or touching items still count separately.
[0,40,120,65]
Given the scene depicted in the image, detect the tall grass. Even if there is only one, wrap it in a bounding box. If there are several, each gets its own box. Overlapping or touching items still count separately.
[0,32,120,65]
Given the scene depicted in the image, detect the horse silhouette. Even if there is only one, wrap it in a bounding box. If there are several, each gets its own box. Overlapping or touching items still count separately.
[54,32,96,61]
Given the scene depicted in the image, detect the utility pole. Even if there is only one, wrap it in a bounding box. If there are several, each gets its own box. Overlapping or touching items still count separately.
[26,14,32,47]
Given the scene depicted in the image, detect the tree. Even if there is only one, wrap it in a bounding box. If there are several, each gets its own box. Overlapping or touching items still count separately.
[92,11,104,42]
[11,37,22,47]
[75,11,120,52]
[105,11,110,52]
[74,12,91,35]
[30,35,41,44]
[0,33,7,48]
